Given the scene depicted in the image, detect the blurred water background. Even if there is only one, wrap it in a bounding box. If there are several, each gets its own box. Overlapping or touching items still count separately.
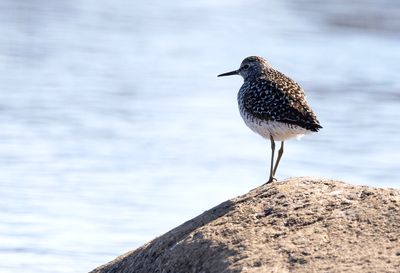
[0,0,399,272]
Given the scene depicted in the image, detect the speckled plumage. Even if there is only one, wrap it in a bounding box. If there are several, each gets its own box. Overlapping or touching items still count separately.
[218,56,322,182]
[236,56,321,140]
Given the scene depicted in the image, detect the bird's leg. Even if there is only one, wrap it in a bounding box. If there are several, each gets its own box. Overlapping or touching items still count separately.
[273,141,284,177]
[267,136,276,183]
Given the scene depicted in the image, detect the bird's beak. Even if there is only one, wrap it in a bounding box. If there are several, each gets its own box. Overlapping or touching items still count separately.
[217,69,239,77]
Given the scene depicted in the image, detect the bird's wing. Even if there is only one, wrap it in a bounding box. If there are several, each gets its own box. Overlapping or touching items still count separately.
[243,77,322,132]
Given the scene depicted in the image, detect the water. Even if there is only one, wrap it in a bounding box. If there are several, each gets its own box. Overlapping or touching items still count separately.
[0,0,399,272]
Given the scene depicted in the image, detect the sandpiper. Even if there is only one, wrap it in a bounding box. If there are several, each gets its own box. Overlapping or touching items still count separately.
[218,56,322,183]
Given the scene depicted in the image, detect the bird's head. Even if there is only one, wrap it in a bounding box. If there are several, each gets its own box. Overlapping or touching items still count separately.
[218,56,270,81]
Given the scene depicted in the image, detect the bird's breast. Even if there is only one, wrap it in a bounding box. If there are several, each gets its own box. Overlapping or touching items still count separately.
[237,98,309,141]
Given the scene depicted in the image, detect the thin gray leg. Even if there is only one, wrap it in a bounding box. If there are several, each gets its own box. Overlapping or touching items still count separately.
[267,136,275,183]
[273,141,284,177]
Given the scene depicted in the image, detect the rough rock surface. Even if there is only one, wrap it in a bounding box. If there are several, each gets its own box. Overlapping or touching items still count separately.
[90,177,400,273]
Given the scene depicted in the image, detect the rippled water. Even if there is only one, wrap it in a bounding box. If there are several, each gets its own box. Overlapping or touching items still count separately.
[0,1,399,272]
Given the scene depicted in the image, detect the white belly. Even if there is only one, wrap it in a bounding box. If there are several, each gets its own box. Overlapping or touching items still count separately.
[240,110,310,141]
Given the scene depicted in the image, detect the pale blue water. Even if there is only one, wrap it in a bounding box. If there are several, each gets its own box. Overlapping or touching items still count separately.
[0,1,399,272]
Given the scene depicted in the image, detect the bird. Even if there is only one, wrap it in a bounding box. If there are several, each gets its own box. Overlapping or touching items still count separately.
[218,56,322,183]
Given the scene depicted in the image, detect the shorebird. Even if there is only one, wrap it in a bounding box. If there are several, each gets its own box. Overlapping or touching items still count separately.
[218,56,322,183]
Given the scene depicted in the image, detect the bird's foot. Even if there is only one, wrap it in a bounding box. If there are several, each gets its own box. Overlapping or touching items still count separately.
[264,177,277,185]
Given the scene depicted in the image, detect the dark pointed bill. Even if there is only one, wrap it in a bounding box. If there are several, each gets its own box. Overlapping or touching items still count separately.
[217,70,239,77]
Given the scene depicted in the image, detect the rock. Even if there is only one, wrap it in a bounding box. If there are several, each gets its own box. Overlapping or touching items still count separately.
[89,177,400,273]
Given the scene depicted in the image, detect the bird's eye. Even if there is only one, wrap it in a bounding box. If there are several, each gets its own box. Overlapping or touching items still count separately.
[243,64,249,69]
